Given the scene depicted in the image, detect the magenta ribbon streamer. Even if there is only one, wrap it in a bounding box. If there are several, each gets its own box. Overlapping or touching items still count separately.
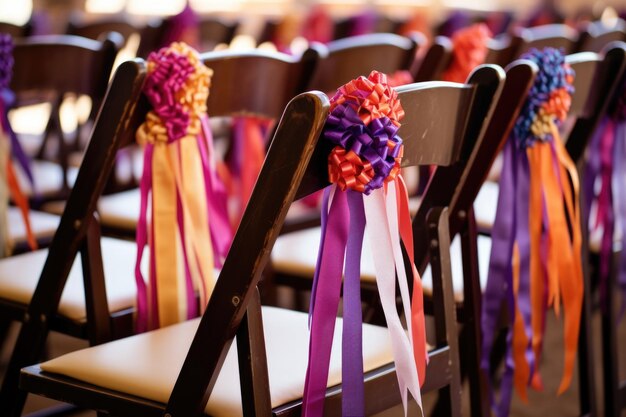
[135,144,154,333]
[482,139,517,417]
[303,189,349,417]
[199,115,232,265]
[342,190,365,416]
[598,119,615,311]
[309,187,331,322]
[613,120,626,315]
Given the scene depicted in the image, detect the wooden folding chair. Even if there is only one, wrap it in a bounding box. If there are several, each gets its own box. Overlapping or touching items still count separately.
[576,18,626,53]
[96,48,321,239]
[0,21,31,38]
[306,32,422,93]
[411,36,453,82]
[66,16,140,46]
[464,43,626,417]
[10,33,121,200]
[20,64,505,417]
[0,58,148,415]
[198,17,239,51]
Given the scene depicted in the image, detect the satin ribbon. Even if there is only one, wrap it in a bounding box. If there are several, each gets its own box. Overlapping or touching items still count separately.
[303,71,425,417]
[134,42,231,331]
[223,116,270,227]
[482,48,582,416]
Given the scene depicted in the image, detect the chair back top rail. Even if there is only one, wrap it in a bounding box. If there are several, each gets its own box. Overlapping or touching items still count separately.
[11,34,122,99]
[307,32,422,93]
[566,42,626,163]
[576,18,626,53]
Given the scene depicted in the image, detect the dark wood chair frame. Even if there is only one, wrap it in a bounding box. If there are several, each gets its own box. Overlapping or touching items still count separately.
[18,63,506,417]
[575,18,626,53]
[306,32,423,93]
[10,33,122,199]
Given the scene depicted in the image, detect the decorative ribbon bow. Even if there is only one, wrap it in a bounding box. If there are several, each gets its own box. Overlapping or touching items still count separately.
[482,47,582,417]
[134,42,232,332]
[303,71,427,417]
[585,78,626,316]
[442,23,492,83]
[0,33,36,256]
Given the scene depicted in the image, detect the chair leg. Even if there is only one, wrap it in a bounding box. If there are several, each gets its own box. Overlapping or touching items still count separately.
[427,207,461,417]
[576,228,598,417]
[602,251,620,417]
[0,316,50,416]
[459,210,490,417]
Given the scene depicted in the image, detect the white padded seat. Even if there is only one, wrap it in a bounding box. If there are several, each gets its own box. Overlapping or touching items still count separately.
[272,226,377,285]
[0,237,138,321]
[420,234,492,302]
[473,180,499,233]
[40,306,394,417]
[98,188,322,232]
[97,189,140,231]
[7,207,59,245]
[272,225,492,301]
[15,160,78,198]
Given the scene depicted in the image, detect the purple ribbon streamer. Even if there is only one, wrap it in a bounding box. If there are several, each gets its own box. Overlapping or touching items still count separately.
[482,139,517,416]
[0,94,34,186]
[342,191,365,416]
[514,145,536,382]
[303,189,349,417]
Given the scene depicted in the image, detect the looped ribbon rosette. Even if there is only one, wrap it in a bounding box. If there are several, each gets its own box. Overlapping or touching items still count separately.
[302,71,427,417]
[482,47,582,417]
[134,42,232,332]
[442,23,492,83]
[0,33,36,256]
[585,78,626,316]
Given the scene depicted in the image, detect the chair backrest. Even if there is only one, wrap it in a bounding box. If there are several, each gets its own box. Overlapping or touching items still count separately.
[66,17,139,45]
[0,21,31,38]
[307,33,422,92]
[198,17,238,51]
[576,19,626,53]
[163,65,505,415]
[509,23,580,62]
[200,48,321,119]
[412,36,453,82]
[564,42,626,163]
[11,34,121,104]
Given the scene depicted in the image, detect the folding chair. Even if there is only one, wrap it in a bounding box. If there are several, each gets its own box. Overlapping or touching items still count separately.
[576,18,626,53]
[20,64,504,417]
[0,58,148,415]
[10,33,121,200]
[307,32,422,93]
[96,48,321,239]
[465,43,626,417]
[198,17,239,51]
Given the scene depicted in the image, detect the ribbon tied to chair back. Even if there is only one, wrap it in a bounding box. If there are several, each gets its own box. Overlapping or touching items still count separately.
[585,78,626,316]
[442,22,492,83]
[134,42,232,332]
[302,71,427,417]
[0,33,36,256]
[482,47,583,417]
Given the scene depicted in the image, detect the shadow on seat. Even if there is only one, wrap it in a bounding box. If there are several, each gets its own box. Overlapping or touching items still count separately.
[19,63,505,417]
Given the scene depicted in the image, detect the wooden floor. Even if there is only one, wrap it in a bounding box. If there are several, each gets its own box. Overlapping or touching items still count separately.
[3,305,626,416]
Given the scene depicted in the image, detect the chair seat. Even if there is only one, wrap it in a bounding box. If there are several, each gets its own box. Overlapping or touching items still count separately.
[7,206,60,246]
[39,306,394,417]
[98,188,320,232]
[473,180,499,233]
[420,234,492,302]
[0,237,138,322]
[15,160,78,198]
[272,226,492,301]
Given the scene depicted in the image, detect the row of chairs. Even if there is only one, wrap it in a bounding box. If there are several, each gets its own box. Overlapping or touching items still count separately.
[7,39,625,417]
[1,22,626,417]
